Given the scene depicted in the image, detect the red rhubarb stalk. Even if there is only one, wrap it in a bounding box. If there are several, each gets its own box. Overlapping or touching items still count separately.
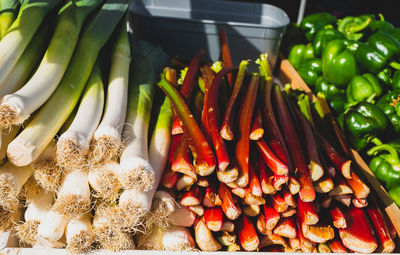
[314,171,334,193]
[200,65,214,134]
[328,173,353,196]
[353,197,368,208]
[219,183,241,220]
[158,75,216,176]
[204,207,223,232]
[339,207,378,253]
[171,135,197,179]
[282,187,296,208]
[221,219,235,232]
[238,214,260,251]
[273,85,315,202]
[216,165,239,184]
[259,231,288,249]
[330,205,347,228]
[263,201,281,231]
[161,134,182,188]
[317,132,352,179]
[256,138,289,175]
[180,186,203,206]
[273,174,288,191]
[290,99,324,181]
[249,162,262,197]
[259,158,275,194]
[188,205,204,216]
[302,223,335,243]
[273,217,297,239]
[250,108,264,140]
[207,67,235,171]
[220,60,248,140]
[235,74,259,187]
[366,205,395,253]
[281,208,297,218]
[203,183,222,207]
[161,167,179,189]
[244,204,260,217]
[172,49,205,134]
[346,172,370,199]
[288,176,300,195]
[219,29,234,87]
[296,217,315,252]
[176,175,196,191]
[297,197,319,225]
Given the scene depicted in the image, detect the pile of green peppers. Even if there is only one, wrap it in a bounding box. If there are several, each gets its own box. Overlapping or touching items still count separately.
[284,12,400,206]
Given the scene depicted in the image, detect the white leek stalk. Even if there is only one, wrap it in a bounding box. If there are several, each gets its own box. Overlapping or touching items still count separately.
[0,21,49,98]
[16,190,54,246]
[0,0,101,128]
[88,161,121,202]
[0,0,61,88]
[0,0,19,39]
[36,208,69,244]
[119,41,169,191]
[56,64,104,170]
[7,0,129,166]
[65,213,94,253]
[32,140,61,192]
[89,22,130,166]
[162,225,195,251]
[51,170,90,217]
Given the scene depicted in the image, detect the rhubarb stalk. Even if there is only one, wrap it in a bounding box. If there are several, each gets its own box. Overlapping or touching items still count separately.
[238,214,259,251]
[218,29,234,86]
[256,138,288,176]
[250,108,264,140]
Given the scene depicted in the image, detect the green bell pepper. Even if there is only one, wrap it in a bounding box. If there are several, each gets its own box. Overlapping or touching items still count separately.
[315,76,344,100]
[300,12,337,42]
[377,67,392,85]
[346,73,382,103]
[329,94,347,116]
[377,91,400,134]
[337,15,373,41]
[343,101,389,150]
[322,39,358,88]
[369,13,394,33]
[388,185,400,207]
[368,31,400,62]
[368,143,400,190]
[391,70,400,92]
[297,58,322,86]
[387,27,400,43]
[288,44,315,69]
[313,26,345,57]
[354,41,388,73]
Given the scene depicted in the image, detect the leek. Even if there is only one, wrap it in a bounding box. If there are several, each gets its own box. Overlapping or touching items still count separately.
[118,41,169,192]
[65,213,94,253]
[56,64,104,170]
[0,0,61,86]
[88,161,121,202]
[0,0,19,39]
[7,0,129,166]
[0,0,102,128]
[90,20,131,166]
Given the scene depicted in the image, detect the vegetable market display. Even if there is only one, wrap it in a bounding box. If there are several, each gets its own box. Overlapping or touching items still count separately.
[0,1,397,253]
[285,11,400,207]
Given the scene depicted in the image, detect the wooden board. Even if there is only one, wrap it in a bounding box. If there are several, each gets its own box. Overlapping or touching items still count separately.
[277,54,400,239]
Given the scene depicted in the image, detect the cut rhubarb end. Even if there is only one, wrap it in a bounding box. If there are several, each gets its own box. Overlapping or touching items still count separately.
[188,205,204,216]
[297,197,319,225]
[296,217,315,253]
[314,175,334,193]
[203,184,221,208]
[339,207,378,253]
[298,174,316,202]
[310,161,324,182]
[181,186,203,206]
[238,214,260,251]
[273,174,289,191]
[236,75,260,188]
[271,193,289,213]
[158,76,216,176]
[282,187,296,208]
[244,193,265,206]
[250,109,264,141]
[219,183,241,220]
[288,238,300,251]
[196,177,210,187]
[257,213,267,235]
[259,158,276,194]
[328,237,348,253]
[171,135,197,180]
[347,172,370,199]
[161,167,179,189]
[353,197,368,208]
[249,163,263,197]
[318,194,333,208]
[216,165,238,184]
[273,217,297,239]
[194,216,222,251]
[244,204,260,217]
[204,207,223,232]
[288,177,300,195]
[330,206,347,229]
[366,206,395,253]
[328,184,353,197]
[221,219,235,232]
[176,175,196,191]
[263,202,280,231]
[281,208,297,218]
[334,194,352,207]
[256,139,289,176]
[302,223,335,243]
[169,207,196,227]
[259,231,288,249]
[220,60,249,141]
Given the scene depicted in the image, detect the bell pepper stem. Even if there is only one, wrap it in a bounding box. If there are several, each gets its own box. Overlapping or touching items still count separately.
[367,144,400,164]
[389,61,400,70]
[368,136,383,146]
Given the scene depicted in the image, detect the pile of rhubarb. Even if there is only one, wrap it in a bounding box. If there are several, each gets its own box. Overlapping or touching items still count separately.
[156,32,398,253]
